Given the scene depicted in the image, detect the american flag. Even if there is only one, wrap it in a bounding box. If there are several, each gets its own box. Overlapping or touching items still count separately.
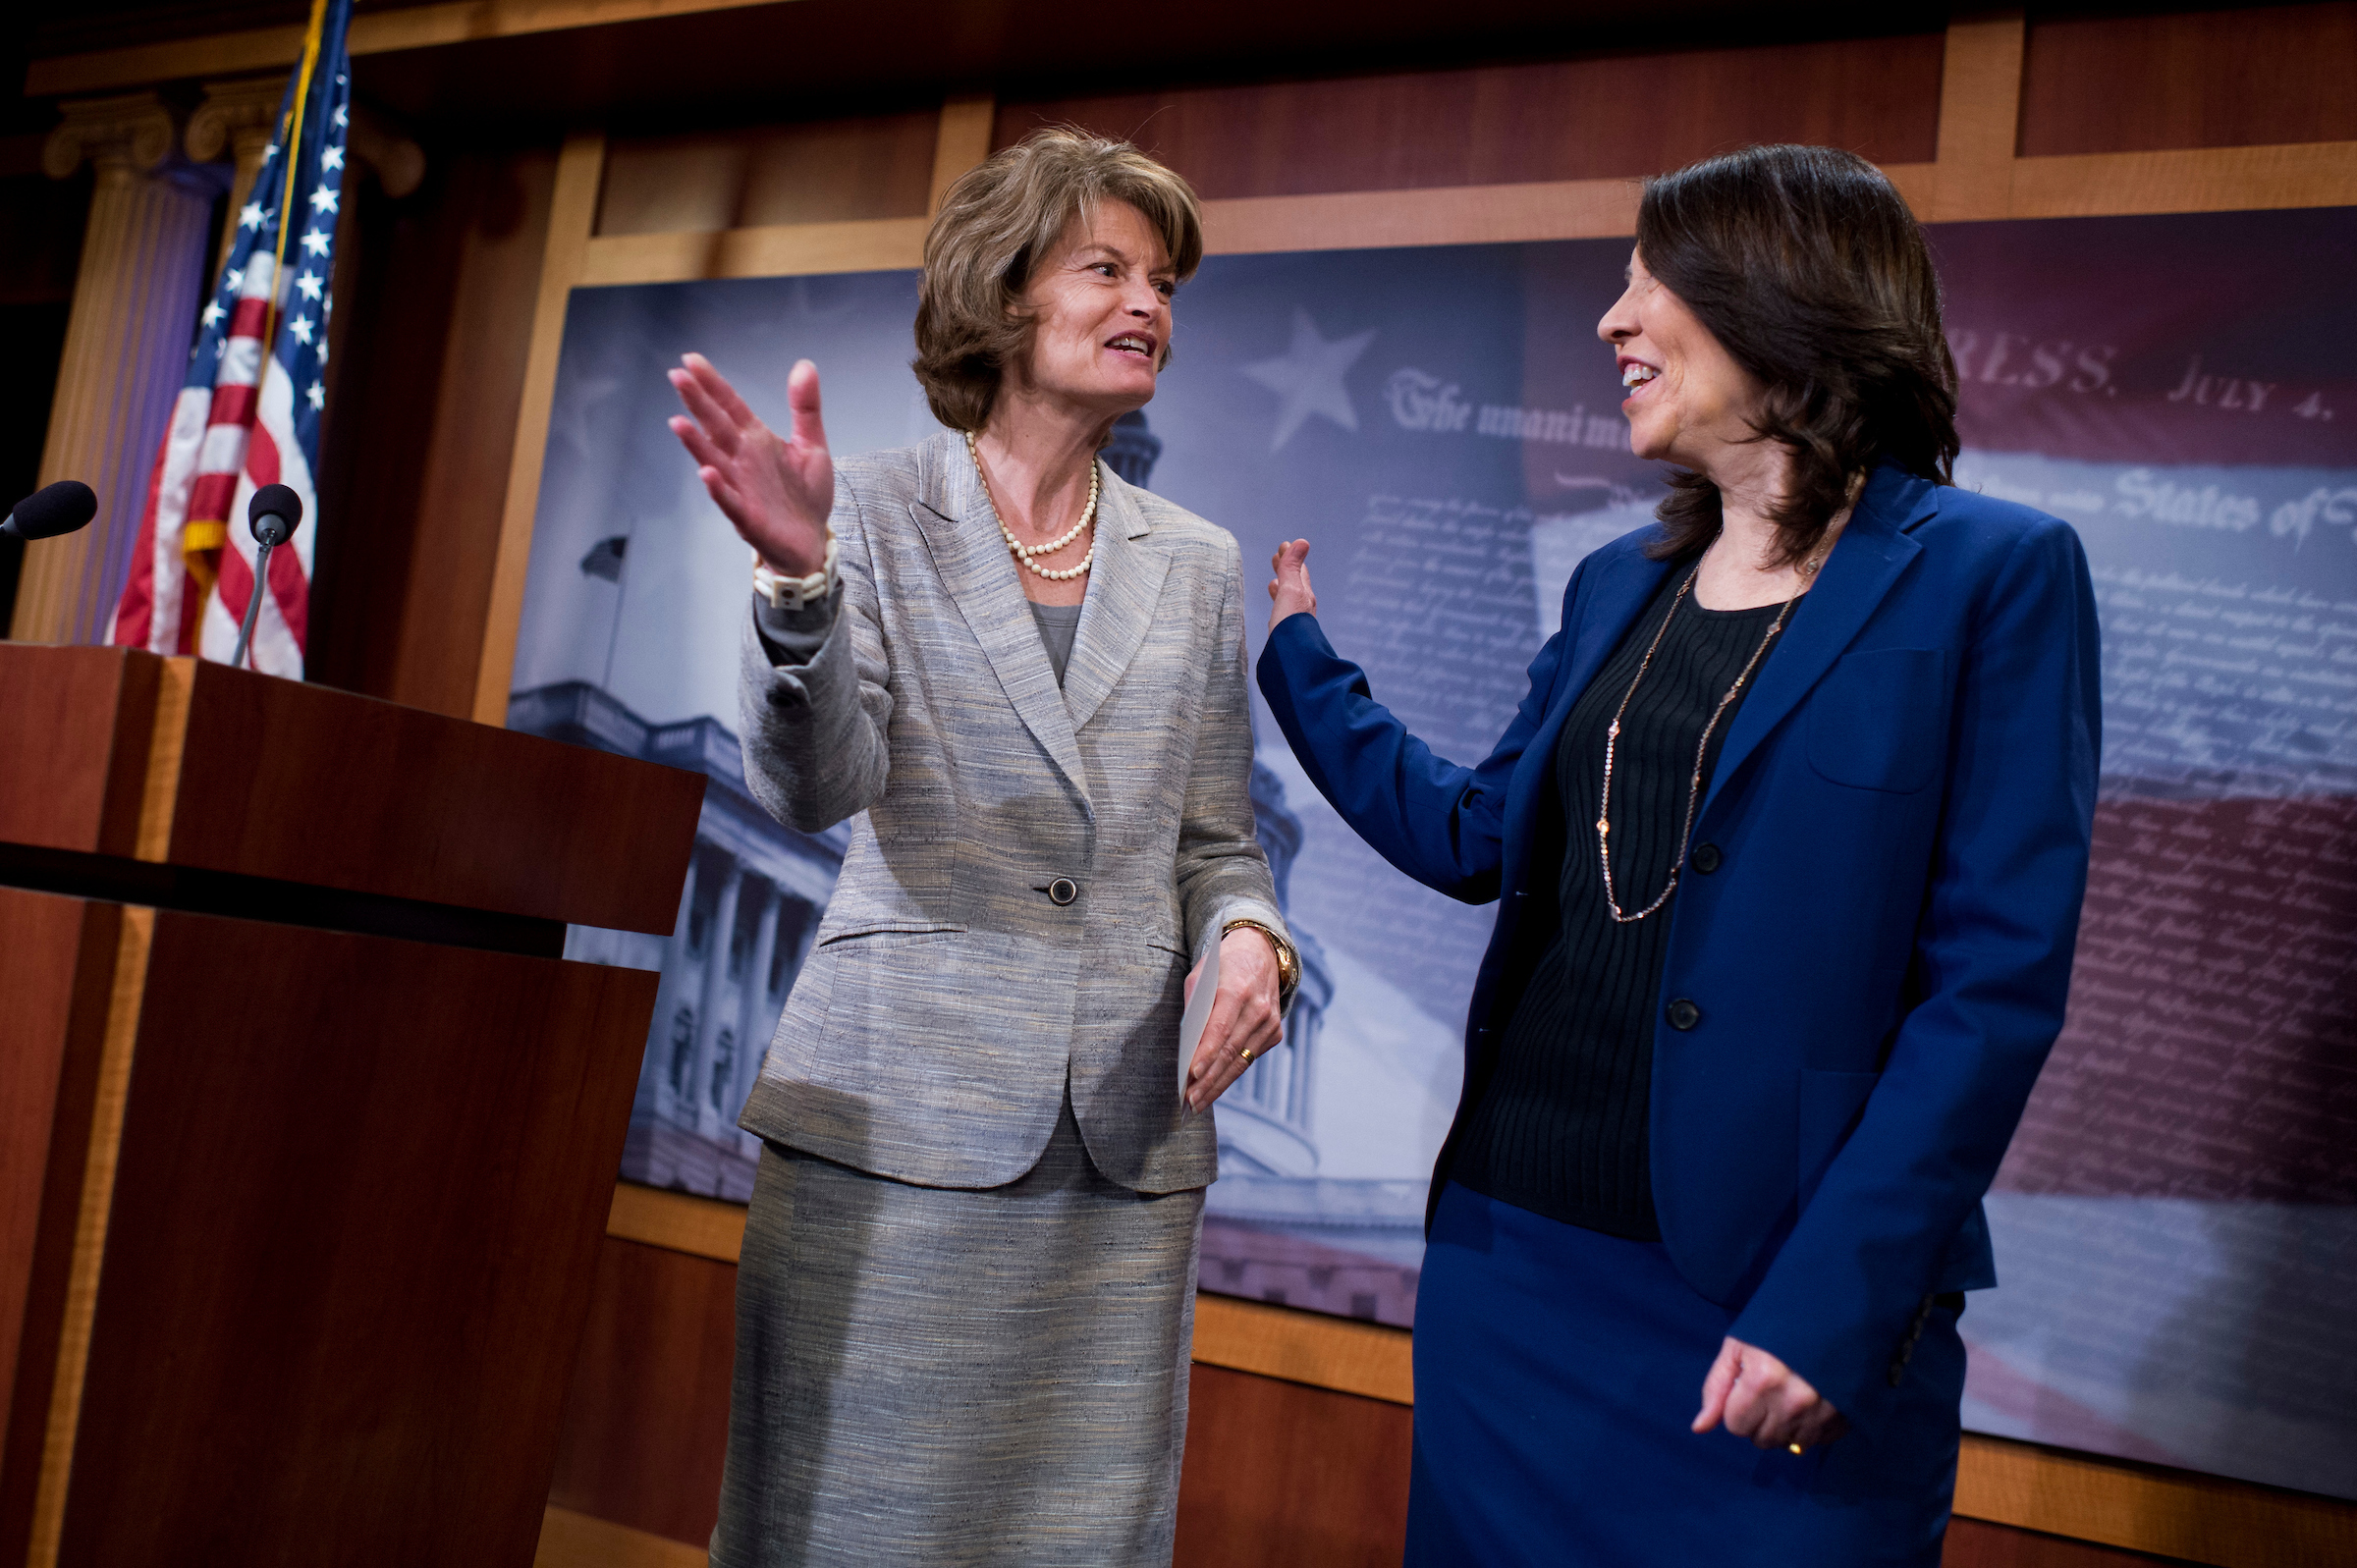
[111,0,351,676]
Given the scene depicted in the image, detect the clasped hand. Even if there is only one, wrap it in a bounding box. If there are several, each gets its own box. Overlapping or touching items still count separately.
[1694,1336,1847,1452]
[1179,928,1284,1114]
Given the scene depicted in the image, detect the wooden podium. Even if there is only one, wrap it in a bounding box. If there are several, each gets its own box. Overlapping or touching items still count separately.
[0,646,703,1568]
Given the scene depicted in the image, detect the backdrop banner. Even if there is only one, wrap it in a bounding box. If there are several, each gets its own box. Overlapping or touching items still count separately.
[512,205,2357,1499]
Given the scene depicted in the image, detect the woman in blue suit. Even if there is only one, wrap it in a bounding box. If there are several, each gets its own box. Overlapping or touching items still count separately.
[1256,145,2100,1564]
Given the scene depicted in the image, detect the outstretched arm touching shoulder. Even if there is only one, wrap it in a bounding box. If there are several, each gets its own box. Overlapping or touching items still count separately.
[1255,538,1578,903]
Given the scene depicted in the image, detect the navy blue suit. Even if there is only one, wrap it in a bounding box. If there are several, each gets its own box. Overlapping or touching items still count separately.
[1257,463,2100,1441]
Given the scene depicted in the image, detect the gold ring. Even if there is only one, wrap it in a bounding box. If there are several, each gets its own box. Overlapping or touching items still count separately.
[1237,1047,1256,1064]
[1787,1443,1804,1456]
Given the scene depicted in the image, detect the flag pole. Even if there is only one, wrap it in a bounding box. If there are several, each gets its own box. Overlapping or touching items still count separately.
[188,0,326,636]
[255,0,330,409]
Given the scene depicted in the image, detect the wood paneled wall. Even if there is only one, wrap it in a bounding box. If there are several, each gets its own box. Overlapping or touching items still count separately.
[545,1237,738,1549]
[306,144,558,719]
[996,33,1946,196]
[597,108,939,235]
[1174,1365,1412,1567]
[2020,2,2357,157]
[1944,1520,2181,1568]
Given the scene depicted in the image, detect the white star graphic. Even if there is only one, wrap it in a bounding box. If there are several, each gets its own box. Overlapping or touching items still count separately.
[239,200,263,230]
[296,270,323,301]
[306,381,325,410]
[322,144,344,172]
[200,299,225,329]
[300,228,331,257]
[224,266,246,294]
[288,313,314,345]
[262,142,279,164]
[333,104,348,128]
[1241,308,1377,453]
[317,340,329,366]
[308,184,339,215]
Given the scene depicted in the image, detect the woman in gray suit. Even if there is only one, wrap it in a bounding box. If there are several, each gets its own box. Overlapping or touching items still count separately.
[665,129,1297,1567]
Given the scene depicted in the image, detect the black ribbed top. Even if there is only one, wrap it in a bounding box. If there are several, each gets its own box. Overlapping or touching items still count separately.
[1450,567,1790,1239]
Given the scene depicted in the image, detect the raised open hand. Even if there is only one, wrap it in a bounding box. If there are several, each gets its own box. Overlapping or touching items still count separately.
[1268,538,1317,629]
[667,352,833,574]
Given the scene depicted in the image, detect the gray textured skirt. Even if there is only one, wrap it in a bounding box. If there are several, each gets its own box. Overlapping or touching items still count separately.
[709,1097,1205,1568]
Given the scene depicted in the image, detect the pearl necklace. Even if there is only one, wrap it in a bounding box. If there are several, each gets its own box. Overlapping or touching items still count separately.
[966,430,1099,581]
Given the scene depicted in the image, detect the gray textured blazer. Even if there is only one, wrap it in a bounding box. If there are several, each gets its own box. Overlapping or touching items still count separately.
[736,431,1288,1195]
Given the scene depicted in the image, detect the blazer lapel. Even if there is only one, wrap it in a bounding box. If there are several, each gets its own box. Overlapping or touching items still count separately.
[1505,546,1673,859]
[1061,471,1170,734]
[906,436,1092,812]
[1695,466,1933,828]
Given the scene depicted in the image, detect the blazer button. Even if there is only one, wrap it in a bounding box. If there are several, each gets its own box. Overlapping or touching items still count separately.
[1690,843,1723,875]
[1666,999,1701,1031]
[1044,878,1079,906]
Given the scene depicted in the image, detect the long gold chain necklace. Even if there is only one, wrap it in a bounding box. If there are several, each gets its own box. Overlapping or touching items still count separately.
[967,430,1099,582]
[1595,535,1833,923]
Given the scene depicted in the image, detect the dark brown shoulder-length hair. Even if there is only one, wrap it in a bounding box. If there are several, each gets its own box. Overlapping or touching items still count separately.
[912,128,1204,433]
[1637,144,1959,566]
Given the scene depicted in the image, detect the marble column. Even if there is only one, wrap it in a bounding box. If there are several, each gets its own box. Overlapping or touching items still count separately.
[186,77,286,282]
[733,883,783,1123]
[11,94,218,647]
[347,102,426,200]
[690,862,743,1140]
[641,849,701,1121]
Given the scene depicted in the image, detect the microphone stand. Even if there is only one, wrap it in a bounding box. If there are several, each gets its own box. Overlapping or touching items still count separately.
[230,538,276,671]
[231,513,295,671]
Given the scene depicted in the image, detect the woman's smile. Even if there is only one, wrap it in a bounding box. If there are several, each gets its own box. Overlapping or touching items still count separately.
[1618,354,1662,407]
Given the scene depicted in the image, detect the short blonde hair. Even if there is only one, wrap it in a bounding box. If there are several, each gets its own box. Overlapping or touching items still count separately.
[912,128,1204,432]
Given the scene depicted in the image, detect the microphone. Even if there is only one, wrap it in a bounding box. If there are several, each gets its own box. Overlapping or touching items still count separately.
[0,480,98,542]
[230,484,304,672]
[247,483,301,548]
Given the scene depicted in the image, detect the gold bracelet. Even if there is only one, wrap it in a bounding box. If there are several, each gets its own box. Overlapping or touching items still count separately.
[1221,917,1299,1013]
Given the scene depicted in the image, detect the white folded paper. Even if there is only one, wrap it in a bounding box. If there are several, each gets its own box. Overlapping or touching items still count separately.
[1176,934,1222,1106]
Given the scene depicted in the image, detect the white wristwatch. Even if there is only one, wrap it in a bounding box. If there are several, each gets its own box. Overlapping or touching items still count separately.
[751,532,838,612]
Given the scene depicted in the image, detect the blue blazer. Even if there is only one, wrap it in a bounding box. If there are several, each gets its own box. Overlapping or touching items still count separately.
[1256,463,2101,1436]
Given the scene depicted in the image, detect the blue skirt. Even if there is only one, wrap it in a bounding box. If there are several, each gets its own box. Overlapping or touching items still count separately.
[1407,1182,1963,1567]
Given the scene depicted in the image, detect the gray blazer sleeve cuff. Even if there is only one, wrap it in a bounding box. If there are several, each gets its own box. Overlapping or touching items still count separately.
[751,587,841,667]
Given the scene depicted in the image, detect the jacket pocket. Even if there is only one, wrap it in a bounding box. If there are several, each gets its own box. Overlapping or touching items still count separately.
[1796,1068,1881,1212]
[814,920,965,947]
[1806,648,1946,793]
[809,927,985,1072]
